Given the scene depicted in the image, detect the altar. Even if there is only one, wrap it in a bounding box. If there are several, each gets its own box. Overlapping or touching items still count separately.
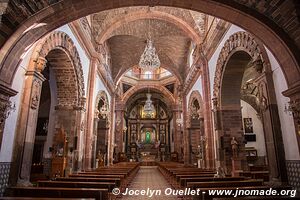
[140,152,156,162]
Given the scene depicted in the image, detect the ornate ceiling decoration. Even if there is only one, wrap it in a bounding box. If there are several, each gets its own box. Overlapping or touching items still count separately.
[90,6,208,82]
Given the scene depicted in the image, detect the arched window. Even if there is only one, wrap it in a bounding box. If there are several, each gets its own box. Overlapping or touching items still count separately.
[144,71,153,79]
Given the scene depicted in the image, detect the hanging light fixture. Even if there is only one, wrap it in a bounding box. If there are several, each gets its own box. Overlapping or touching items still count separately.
[139,39,161,70]
[143,89,155,118]
[139,19,160,70]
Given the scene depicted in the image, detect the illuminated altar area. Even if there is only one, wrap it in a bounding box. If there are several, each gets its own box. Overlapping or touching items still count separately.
[124,90,171,161]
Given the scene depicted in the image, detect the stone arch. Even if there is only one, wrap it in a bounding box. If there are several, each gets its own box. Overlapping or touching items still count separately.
[31,31,85,107]
[92,90,110,168]
[0,1,299,93]
[97,9,201,44]
[213,31,267,101]
[94,90,110,117]
[188,90,204,121]
[212,31,287,181]
[122,84,175,105]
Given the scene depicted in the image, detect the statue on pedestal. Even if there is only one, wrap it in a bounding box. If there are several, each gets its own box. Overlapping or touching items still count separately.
[214,166,226,178]
[231,137,238,158]
[97,150,104,167]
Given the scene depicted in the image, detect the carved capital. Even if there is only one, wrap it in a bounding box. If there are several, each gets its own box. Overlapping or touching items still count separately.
[35,57,47,72]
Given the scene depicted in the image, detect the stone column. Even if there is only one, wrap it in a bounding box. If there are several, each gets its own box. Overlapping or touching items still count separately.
[173,106,182,161]
[212,98,224,168]
[91,116,99,168]
[8,57,47,186]
[182,95,191,165]
[84,58,97,170]
[108,95,115,165]
[17,68,46,185]
[201,62,215,169]
[114,102,125,159]
[72,97,86,173]
[253,71,287,182]
[283,82,300,158]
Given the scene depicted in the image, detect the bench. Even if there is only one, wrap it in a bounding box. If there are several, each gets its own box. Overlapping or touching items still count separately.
[38,180,115,192]
[0,198,94,200]
[239,171,269,182]
[192,185,293,200]
[56,177,121,187]
[180,177,247,187]
[187,179,264,190]
[5,187,108,200]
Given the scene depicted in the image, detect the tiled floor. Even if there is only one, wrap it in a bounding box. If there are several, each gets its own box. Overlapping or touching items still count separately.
[120,166,179,199]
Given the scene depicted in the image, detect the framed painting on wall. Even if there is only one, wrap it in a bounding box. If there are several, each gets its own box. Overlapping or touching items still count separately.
[244,118,253,133]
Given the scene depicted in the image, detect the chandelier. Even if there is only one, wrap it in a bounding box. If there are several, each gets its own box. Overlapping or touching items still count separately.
[143,93,155,117]
[139,39,161,70]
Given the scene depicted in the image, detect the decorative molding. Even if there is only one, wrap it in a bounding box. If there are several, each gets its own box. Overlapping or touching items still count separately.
[33,31,85,107]
[283,81,300,99]
[213,31,266,100]
[30,79,42,110]
[95,91,110,119]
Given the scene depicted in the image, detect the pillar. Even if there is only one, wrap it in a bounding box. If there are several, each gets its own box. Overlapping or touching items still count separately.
[256,71,287,182]
[10,57,47,186]
[114,101,125,160]
[84,58,97,170]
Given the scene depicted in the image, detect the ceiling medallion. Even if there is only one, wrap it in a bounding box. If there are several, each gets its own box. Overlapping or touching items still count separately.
[139,39,161,70]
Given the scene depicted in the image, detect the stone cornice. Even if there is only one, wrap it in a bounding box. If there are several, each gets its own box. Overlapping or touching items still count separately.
[0,83,17,97]
[282,81,300,99]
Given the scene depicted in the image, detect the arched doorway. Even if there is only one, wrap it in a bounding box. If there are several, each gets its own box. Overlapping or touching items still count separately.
[92,91,110,168]
[187,91,205,167]
[213,31,287,181]
[9,31,85,186]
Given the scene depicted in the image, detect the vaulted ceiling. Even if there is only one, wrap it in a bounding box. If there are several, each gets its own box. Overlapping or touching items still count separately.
[90,6,208,82]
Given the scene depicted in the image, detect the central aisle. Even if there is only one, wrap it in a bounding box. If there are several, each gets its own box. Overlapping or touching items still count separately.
[120,166,178,199]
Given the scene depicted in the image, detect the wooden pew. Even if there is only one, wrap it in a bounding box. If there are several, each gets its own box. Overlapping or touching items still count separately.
[187,179,264,190]
[191,185,293,200]
[239,171,269,182]
[156,162,216,187]
[67,174,124,188]
[38,180,115,192]
[5,187,108,200]
[0,198,93,200]
[4,162,140,200]
[180,176,247,187]
[56,177,121,187]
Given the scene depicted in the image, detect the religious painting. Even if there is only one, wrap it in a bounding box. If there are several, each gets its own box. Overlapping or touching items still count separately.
[243,118,253,133]
[145,131,151,144]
